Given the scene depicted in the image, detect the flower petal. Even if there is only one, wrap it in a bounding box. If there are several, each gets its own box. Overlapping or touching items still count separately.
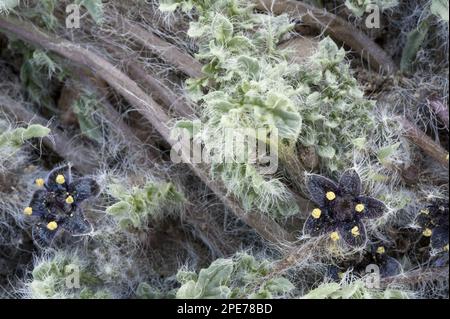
[431,224,449,250]
[338,221,367,247]
[380,256,402,278]
[338,169,361,196]
[28,189,50,217]
[62,212,93,235]
[68,177,100,203]
[303,211,335,237]
[306,174,339,206]
[45,165,72,192]
[355,196,386,219]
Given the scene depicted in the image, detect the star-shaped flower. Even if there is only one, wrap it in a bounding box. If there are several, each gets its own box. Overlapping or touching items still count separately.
[23,165,100,246]
[303,169,387,247]
[416,199,449,251]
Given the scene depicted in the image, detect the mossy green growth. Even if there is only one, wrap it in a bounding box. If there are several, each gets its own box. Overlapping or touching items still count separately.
[175,253,294,299]
[106,181,185,229]
[28,253,108,299]
[301,280,411,299]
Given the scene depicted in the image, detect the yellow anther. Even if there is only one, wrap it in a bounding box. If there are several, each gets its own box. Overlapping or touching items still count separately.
[35,178,45,187]
[65,195,74,204]
[330,231,340,241]
[446,154,449,161]
[56,174,65,184]
[355,203,365,213]
[338,272,344,279]
[311,208,322,219]
[326,191,336,201]
[351,226,360,237]
[444,244,449,252]
[24,207,33,216]
[420,209,429,215]
[376,246,385,254]
[422,228,432,237]
[47,221,58,231]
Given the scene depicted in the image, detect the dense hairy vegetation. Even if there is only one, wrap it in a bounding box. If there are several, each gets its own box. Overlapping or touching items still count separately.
[0,0,448,299]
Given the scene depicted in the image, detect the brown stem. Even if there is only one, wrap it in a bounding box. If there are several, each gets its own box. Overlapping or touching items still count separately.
[0,16,295,244]
[400,118,449,169]
[254,0,397,75]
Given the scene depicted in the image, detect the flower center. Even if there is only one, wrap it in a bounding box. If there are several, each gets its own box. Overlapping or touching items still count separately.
[331,195,355,222]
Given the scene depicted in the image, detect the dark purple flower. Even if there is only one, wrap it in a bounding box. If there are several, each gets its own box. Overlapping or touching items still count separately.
[303,169,387,247]
[24,164,99,245]
[416,199,449,251]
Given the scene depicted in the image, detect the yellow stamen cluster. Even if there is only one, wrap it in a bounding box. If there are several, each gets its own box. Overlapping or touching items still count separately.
[376,246,385,254]
[24,207,33,216]
[420,209,429,215]
[35,178,45,187]
[351,226,360,237]
[311,208,322,219]
[444,244,449,252]
[47,221,58,231]
[330,231,340,241]
[355,203,365,213]
[422,228,432,237]
[66,195,74,204]
[56,174,65,184]
[326,191,336,201]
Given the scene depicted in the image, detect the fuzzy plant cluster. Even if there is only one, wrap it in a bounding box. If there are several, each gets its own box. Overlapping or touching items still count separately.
[163,0,302,217]
[160,0,400,218]
[0,0,18,14]
[106,179,185,230]
[174,253,294,299]
[301,280,411,299]
[24,252,111,299]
